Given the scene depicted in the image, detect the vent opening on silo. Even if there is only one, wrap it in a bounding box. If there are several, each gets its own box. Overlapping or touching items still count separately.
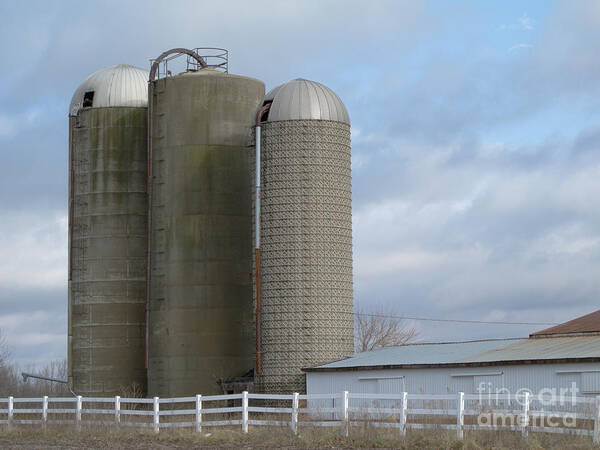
[260,100,272,122]
[82,91,94,107]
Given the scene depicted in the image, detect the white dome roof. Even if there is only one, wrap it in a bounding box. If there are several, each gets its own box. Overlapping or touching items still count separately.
[69,64,149,115]
[264,78,350,125]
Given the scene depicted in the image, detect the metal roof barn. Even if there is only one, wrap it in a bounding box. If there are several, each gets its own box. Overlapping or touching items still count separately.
[305,333,600,401]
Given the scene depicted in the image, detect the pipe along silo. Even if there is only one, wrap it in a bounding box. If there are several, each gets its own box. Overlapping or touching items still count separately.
[256,79,354,393]
[147,50,264,396]
[68,64,149,396]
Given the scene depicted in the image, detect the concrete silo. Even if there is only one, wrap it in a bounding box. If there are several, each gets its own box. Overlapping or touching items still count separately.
[68,64,148,396]
[256,79,354,393]
[147,50,265,396]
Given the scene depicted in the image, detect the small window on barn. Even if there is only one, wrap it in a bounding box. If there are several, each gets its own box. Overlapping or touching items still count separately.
[82,91,94,108]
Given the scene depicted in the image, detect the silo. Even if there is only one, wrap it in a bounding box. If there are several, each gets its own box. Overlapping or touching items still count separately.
[68,64,148,396]
[148,63,265,396]
[257,79,354,393]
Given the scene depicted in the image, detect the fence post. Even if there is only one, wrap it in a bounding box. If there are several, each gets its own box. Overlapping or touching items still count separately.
[42,396,48,430]
[341,391,349,437]
[242,391,249,433]
[8,396,13,428]
[594,396,600,444]
[399,392,407,436]
[153,397,159,433]
[114,396,120,427]
[456,392,464,439]
[521,391,529,438]
[291,392,299,435]
[195,394,202,434]
[76,395,82,431]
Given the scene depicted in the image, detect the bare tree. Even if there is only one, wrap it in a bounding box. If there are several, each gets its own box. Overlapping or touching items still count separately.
[0,329,17,396]
[0,328,70,397]
[0,328,10,366]
[355,308,419,353]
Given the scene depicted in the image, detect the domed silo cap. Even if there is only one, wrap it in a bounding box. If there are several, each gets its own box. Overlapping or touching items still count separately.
[69,64,149,116]
[264,78,350,125]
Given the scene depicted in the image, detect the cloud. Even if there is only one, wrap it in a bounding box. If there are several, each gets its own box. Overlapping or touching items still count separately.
[0,211,67,290]
[0,109,41,139]
[0,114,17,138]
[1,0,600,366]
[500,13,534,31]
[348,3,599,153]
[0,306,66,366]
[508,44,533,53]
[518,13,534,30]
[0,211,67,366]
[353,125,600,340]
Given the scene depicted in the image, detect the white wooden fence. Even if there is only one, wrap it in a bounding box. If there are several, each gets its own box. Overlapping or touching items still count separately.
[1,392,599,443]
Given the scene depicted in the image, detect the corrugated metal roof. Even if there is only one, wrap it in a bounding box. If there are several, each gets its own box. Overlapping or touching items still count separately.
[69,64,148,116]
[456,335,600,363]
[530,310,600,337]
[265,78,350,125]
[314,339,521,369]
[309,335,600,371]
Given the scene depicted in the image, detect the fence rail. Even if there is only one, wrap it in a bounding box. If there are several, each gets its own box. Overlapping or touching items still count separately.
[1,391,599,443]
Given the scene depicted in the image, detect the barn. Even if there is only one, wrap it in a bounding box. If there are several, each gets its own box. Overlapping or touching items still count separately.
[304,310,600,399]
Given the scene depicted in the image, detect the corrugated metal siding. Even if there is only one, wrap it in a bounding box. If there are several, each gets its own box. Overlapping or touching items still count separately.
[307,362,600,400]
[377,378,404,409]
[473,374,504,394]
[582,372,600,394]
[378,378,404,394]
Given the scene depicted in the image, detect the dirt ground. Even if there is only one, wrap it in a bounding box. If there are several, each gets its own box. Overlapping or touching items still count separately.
[0,427,597,449]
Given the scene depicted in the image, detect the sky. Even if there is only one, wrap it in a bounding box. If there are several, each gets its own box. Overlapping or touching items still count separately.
[0,0,599,367]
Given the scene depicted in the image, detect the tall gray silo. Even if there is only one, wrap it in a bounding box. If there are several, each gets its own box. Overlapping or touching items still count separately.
[68,64,149,396]
[257,79,354,393]
[147,54,265,396]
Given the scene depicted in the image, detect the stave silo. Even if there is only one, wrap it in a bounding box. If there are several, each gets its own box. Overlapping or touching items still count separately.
[148,68,264,397]
[257,79,354,393]
[68,64,149,396]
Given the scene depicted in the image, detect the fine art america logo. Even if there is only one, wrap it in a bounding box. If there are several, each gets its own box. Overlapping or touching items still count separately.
[476,382,579,428]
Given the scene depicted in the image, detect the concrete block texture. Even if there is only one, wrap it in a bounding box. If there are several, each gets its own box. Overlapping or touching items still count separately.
[69,107,148,396]
[256,120,354,394]
[148,70,264,397]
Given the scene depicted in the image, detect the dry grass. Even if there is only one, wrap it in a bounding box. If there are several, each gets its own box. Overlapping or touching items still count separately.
[0,425,597,449]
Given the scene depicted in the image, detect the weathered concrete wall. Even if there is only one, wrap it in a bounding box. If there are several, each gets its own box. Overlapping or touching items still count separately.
[148,70,264,396]
[69,107,147,396]
[258,120,354,394]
